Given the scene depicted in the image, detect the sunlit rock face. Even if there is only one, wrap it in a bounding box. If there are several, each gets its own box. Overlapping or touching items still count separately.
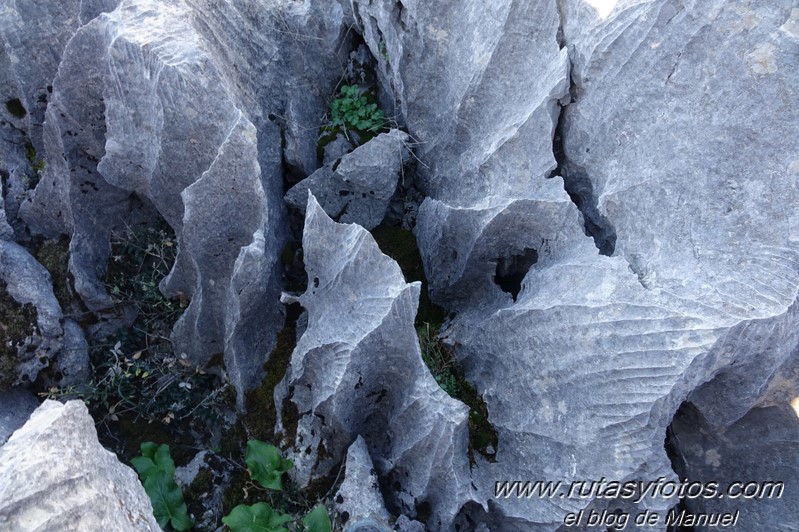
[437,1,799,528]
[8,0,352,404]
[275,195,473,529]
[1,0,798,529]
[0,400,160,531]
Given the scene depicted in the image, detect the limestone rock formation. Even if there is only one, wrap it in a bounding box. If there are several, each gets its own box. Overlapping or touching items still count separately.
[335,436,392,528]
[9,0,353,403]
[436,0,799,527]
[1,0,798,529]
[0,400,159,531]
[275,194,473,529]
[0,239,88,389]
[354,0,570,309]
[285,129,410,230]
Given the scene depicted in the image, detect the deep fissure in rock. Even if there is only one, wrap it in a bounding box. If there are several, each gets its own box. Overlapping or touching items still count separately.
[550,102,617,256]
[664,402,697,532]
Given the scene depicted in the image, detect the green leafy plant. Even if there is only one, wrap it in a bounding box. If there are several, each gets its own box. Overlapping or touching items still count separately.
[222,440,332,532]
[222,502,293,532]
[131,442,194,531]
[25,143,45,175]
[245,440,294,491]
[329,84,386,135]
[302,505,332,532]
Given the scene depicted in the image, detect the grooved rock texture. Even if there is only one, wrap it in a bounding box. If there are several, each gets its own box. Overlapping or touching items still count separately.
[668,298,799,530]
[285,129,410,230]
[9,0,353,404]
[435,0,799,528]
[1,0,798,529]
[0,400,159,531]
[334,436,393,527]
[275,195,473,529]
[354,0,570,308]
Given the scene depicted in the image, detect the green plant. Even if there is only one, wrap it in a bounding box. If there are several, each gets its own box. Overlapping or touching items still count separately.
[105,223,185,335]
[329,84,385,135]
[131,442,194,530]
[222,502,293,532]
[302,505,332,532]
[222,440,332,532]
[43,222,228,426]
[45,342,227,425]
[417,322,459,398]
[25,143,45,176]
[245,440,294,491]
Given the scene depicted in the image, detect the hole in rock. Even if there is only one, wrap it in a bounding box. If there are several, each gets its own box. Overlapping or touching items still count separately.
[5,98,26,118]
[494,248,538,301]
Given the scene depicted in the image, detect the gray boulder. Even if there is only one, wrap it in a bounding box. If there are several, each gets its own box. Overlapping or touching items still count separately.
[285,129,411,230]
[0,400,159,531]
[0,239,76,388]
[275,194,473,529]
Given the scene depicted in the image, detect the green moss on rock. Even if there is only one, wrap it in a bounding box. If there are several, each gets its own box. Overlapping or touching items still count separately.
[370,226,446,326]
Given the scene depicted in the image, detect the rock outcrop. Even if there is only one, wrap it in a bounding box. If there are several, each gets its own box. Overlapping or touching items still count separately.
[0,400,159,531]
[334,436,393,528]
[8,0,354,404]
[275,194,473,529]
[0,239,88,389]
[2,0,798,529]
[285,129,410,230]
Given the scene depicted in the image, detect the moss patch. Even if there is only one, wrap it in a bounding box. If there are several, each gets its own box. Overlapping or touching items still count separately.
[0,280,38,391]
[417,321,497,464]
[243,321,298,442]
[370,226,445,326]
[34,237,73,310]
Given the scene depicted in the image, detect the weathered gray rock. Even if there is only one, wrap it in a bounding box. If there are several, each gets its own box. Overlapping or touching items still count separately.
[0,239,64,386]
[0,179,13,240]
[669,402,798,532]
[0,387,39,446]
[354,0,570,308]
[335,436,392,526]
[0,399,159,531]
[15,0,352,404]
[667,300,799,531]
[275,194,473,529]
[0,1,119,240]
[285,129,410,230]
[431,1,799,528]
[50,319,91,387]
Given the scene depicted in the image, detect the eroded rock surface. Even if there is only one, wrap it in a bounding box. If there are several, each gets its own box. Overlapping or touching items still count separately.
[11,0,353,403]
[435,0,799,527]
[0,400,159,531]
[285,129,410,230]
[0,239,88,389]
[335,436,392,527]
[275,194,473,529]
